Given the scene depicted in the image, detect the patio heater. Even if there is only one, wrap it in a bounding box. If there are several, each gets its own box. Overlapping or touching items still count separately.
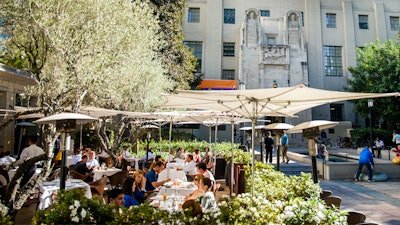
[34,113,97,190]
[368,99,374,150]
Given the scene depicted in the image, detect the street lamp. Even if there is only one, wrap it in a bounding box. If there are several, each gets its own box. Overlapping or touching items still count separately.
[273,80,278,88]
[368,99,374,151]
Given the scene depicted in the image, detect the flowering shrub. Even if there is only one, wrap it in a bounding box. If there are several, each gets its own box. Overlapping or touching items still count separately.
[34,162,347,224]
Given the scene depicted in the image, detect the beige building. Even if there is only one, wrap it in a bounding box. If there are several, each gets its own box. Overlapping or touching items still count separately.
[183,0,400,144]
[0,64,37,154]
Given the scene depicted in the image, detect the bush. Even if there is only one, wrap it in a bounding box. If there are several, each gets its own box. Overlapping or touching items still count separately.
[350,128,393,148]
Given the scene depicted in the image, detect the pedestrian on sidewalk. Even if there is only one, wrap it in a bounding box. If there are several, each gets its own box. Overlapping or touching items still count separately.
[393,130,400,145]
[264,131,274,164]
[281,130,289,163]
[354,147,375,182]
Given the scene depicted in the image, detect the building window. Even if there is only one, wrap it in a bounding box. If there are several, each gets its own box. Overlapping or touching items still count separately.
[188,8,200,23]
[267,37,276,45]
[184,41,202,72]
[326,13,336,28]
[323,46,343,76]
[330,104,344,121]
[390,16,399,31]
[222,70,235,80]
[224,9,235,24]
[358,15,368,29]
[223,43,235,56]
[260,10,270,17]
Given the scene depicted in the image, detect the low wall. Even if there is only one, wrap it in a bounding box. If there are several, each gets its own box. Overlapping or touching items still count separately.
[287,151,400,180]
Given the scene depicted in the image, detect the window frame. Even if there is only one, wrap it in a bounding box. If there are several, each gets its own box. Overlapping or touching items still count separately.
[223,42,235,57]
[260,10,270,17]
[323,46,343,77]
[222,69,235,80]
[183,41,203,73]
[188,8,200,23]
[326,13,336,28]
[390,16,399,31]
[224,9,235,24]
[358,15,368,29]
[330,103,344,121]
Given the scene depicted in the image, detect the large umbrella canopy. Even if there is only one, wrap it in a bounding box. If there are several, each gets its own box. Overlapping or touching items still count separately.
[287,120,339,134]
[161,84,399,195]
[263,123,294,130]
[34,113,98,124]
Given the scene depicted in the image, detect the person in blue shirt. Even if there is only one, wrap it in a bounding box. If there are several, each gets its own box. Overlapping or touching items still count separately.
[145,161,170,191]
[121,177,139,208]
[355,147,375,182]
[281,130,289,163]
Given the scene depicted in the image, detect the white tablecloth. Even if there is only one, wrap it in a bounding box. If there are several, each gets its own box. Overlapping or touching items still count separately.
[125,157,141,170]
[66,156,73,167]
[158,183,197,196]
[93,168,121,181]
[38,179,92,210]
[157,168,187,182]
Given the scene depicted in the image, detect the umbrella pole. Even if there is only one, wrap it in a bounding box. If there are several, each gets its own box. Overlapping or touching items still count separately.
[159,126,162,152]
[60,132,66,190]
[168,121,172,179]
[230,121,234,196]
[251,118,256,196]
[213,124,218,176]
[276,134,281,171]
[309,138,318,183]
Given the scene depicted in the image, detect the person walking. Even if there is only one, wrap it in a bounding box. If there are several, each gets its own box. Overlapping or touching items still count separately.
[281,130,289,163]
[355,147,375,182]
[264,131,274,164]
[393,130,400,145]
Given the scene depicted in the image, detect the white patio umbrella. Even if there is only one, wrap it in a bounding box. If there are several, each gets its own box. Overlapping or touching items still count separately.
[287,120,339,183]
[161,84,399,195]
[34,112,97,190]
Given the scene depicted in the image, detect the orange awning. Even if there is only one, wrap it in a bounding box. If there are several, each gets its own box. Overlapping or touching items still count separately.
[197,80,238,90]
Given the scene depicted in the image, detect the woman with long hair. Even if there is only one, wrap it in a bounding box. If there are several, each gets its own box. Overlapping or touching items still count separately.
[132,170,148,204]
[121,176,139,208]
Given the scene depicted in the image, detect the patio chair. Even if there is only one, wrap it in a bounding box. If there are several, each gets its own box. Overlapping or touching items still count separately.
[319,190,333,199]
[346,211,366,225]
[70,170,89,181]
[213,183,221,195]
[99,156,112,167]
[47,168,61,181]
[88,176,108,203]
[323,196,342,209]
[107,171,128,189]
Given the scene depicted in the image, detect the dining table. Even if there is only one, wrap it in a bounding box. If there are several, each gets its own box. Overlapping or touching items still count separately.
[92,167,121,181]
[124,157,142,170]
[38,178,92,210]
[157,168,187,182]
[8,167,42,180]
[150,181,197,211]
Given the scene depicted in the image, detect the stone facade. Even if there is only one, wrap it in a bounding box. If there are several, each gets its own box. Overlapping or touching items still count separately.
[183,0,400,144]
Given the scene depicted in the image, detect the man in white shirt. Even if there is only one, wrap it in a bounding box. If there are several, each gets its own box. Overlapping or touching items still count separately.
[15,136,44,166]
[86,150,100,169]
[177,154,196,175]
[14,136,44,187]
[0,151,16,166]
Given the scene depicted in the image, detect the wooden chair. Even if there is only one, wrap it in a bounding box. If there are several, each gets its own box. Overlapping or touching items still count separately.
[68,165,76,171]
[319,190,333,199]
[88,176,108,203]
[70,170,89,181]
[47,168,61,181]
[107,171,128,189]
[213,183,221,195]
[346,211,366,225]
[323,196,342,209]
[99,156,112,167]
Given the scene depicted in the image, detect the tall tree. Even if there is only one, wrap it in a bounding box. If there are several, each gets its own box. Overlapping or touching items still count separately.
[0,0,172,214]
[148,0,198,90]
[347,37,400,129]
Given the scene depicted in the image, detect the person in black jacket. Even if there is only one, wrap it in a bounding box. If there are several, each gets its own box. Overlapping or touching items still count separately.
[74,155,93,182]
[264,131,274,164]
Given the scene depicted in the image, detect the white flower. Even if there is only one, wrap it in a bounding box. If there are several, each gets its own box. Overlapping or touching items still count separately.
[74,200,80,208]
[80,208,87,218]
[71,216,79,223]
[71,208,77,217]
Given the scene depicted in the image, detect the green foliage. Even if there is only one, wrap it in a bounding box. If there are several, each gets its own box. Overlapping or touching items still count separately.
[33,189,116,225]
[347,39,400,129]
[350,128,394,148]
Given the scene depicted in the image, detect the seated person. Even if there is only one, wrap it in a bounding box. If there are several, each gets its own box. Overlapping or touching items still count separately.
[115,153,130,171]
[167,150,175,162]
[0,151,16,166]
[71,148,82,166]
[193,149,202,163]
[108,188,125,211]
[182,199,203,217]
[74,155,94,182]
[140,147,154,161]
[121,177,139,208]
[177,154,197,176]
[149,155,165,171]
[86,150,100,169]
[145,161,170,191]
[132,170,148,204]
[196,162,215,190]
[184,177,217,212]
[175,147,184,159]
